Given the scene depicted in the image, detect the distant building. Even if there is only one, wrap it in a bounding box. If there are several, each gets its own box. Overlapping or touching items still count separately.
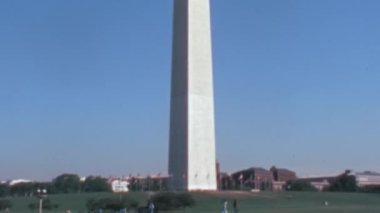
[108,177,129,193]
[297,176,337,191]
[216,161,222,190]
[272,181,286,191]
[8,179,33,186]
[270,167,297,182]
[355,171,380,187]
[269,167,297,191]
[310,179,330,191]
[231,167,273,190]
[80,176,87,183]
[219,172,234,190]
[112,174,170,192]
[146,174,169,191]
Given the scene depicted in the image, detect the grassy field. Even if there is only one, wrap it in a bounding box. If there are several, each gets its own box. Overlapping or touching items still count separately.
[5,191,380,213]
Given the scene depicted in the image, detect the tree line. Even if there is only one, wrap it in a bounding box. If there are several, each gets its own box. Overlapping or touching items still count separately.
[0,174,110,197]
[285,170,380,193]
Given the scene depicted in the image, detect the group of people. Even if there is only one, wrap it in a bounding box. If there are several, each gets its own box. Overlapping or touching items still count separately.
[146,198,237,213]
[222,199,238,213]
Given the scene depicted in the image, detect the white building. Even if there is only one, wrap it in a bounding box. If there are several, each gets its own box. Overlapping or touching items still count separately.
[355,171,380,187]
[272,181,286,191]
[310,180,330,191]
[8,179,33,186]
[109,179,129,193]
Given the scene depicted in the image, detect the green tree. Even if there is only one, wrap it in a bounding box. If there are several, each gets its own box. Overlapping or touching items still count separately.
[34,182,57,194]
[328,170,357,192]
[10,182,34,196]
[82,176,110,192]
[0,184,10,197]
[285,180,317,191]
[53,174,81,193]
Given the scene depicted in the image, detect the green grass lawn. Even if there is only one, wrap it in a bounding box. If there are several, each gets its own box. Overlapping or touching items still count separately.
[5,191,380,213]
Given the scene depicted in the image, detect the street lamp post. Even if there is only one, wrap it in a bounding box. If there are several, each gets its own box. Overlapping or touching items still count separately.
[36,188,47,213]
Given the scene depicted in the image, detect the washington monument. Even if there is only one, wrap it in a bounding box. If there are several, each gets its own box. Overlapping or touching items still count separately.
[168,0,217,191]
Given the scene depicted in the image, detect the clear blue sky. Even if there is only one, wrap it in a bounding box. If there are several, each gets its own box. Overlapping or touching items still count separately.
[1,0,379,181]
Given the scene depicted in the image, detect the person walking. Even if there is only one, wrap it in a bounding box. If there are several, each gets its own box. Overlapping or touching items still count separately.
[221,200,228,213]
[233,199,238,213]
[148,200,155,213]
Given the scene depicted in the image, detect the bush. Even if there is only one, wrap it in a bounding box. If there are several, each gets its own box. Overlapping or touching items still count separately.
[87,198,123,211]
[0,199,12,211]
[151,192,195,211]
[28,198,59,210]
[285,180,317,191]
[86,197,139,212]
[358,185,380,193]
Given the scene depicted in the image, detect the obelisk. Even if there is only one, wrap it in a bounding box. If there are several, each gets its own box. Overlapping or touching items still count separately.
[168,0,217,191]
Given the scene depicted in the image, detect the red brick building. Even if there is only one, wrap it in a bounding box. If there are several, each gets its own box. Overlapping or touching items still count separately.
[231,167,273,190]
[270,166,297,182]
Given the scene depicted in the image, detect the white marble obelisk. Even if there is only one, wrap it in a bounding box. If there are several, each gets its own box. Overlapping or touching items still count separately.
[168,0,217,191]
